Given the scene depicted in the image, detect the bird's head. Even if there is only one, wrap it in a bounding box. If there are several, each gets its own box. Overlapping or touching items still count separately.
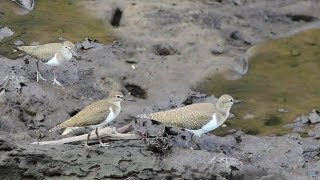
[216,94,236,111]
[62,41,79,58]
[108,90,124,103]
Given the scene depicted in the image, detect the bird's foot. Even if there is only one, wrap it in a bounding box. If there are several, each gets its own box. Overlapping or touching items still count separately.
[52,78,62,86]
[84,143,92,148]
[99,142,110,148]
[36,72,46,82]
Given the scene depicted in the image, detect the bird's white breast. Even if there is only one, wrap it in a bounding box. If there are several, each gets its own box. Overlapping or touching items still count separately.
[200,113,219,134]
[186,113,219,137]
[46,54,60,66]
[63,50,73,61]
[104,107,119,124]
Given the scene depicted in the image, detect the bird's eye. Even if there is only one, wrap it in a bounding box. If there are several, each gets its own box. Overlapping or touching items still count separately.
[116,95,121,98]
[229,99,234,102]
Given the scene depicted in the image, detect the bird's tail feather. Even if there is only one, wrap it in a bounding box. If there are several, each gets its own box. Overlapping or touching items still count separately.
[186,129,203,137]
[17,46,36,52]
[49,124,63,132]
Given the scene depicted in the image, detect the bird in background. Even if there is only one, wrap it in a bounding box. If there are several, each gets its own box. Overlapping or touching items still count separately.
[138,94,238,137]
[50,90,125,147]
[18,41,78,86]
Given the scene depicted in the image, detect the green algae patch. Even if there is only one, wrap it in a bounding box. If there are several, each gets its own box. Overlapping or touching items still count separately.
[0,0,114,59]
[197,29,320,136]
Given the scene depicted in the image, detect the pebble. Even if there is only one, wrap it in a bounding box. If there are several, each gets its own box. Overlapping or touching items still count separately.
[34,112,45,122]
[278,108,288,113]
[30,42,40,46]
[13,40,24,46]
[296,115,309,124]
[308,109,320,124]
[211,43,225,54]
[243,114,255,119]
[0,26,14,41]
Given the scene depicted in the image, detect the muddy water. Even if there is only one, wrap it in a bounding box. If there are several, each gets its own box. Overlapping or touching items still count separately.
[197,29,320,136]
[0,0,113,59]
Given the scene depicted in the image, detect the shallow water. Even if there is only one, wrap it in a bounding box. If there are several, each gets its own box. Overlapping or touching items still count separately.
[0,0,113,59]
[197,29,320,136]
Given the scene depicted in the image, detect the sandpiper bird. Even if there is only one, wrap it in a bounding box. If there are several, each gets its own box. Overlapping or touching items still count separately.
[50,90,124,147]
[18,41,78,86]
[138,94,237,137]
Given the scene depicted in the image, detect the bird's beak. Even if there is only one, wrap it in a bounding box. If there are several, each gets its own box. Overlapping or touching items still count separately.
[233,99,243,104]
[123,97,136,102]
[70,49,80,59]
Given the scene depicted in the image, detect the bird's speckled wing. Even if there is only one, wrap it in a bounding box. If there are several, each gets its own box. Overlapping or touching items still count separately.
[18,43,62,61]
[50,99,111,131]
[140,103,216,129]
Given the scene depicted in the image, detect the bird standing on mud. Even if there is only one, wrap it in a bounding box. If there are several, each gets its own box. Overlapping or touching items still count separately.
[138,94,237,137]
[18,41,78,86]
[50,90,124,147]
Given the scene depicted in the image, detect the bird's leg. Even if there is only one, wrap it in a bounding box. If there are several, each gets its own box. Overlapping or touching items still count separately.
[52,66,62,86]
[85,131,91,148]
[36,61,46,82]
[95,128,109,147]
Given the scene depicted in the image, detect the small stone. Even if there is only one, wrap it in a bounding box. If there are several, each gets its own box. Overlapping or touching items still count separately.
[227,129,237,134]
[243,114,254,119]
[290,49,300,56]
[308,131,315,137]
[211,43,224,54]
[0,26,14,41]
[233,0,243,6]
[278,108,288,113]
[228,113,235,119]
[308,124,320,139]
[297,115,309,124]
[13,40,24,46]
[34,112,45,122]
[80,39,95,50]
[308,109,320,124]
[30,42,40,46]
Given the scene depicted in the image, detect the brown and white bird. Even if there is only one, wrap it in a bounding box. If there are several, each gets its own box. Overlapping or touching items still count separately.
[138,94,236,137]
[18,41,78,86]
[50,90,124,147]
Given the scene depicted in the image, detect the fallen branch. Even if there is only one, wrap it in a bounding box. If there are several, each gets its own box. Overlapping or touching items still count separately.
[31,126,139,145]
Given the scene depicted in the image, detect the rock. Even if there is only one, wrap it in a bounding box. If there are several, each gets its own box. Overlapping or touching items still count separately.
[211,43,225,54]
[0,140,16,151]
[283,123,306,132]
[295,115,309,124]
[30,42,40,46]
[307,124,320,139]
[308,109,320,124]
[278,108,288,113]
[243,114,255,119]
[13,40,24,46]
[12,0,35,11]
[152,43,178,56]
[34,112,45,122]
[0,26,14,41]
[80,38,96,50]
[228,112,235,119]
[229,30,253,45]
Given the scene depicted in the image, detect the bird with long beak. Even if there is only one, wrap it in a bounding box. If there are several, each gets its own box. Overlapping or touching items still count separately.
[49,90,127,147]
[18,41,79,86]
[138,94,240,137]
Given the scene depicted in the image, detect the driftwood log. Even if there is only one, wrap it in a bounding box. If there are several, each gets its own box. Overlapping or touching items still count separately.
[31,123,139,145]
